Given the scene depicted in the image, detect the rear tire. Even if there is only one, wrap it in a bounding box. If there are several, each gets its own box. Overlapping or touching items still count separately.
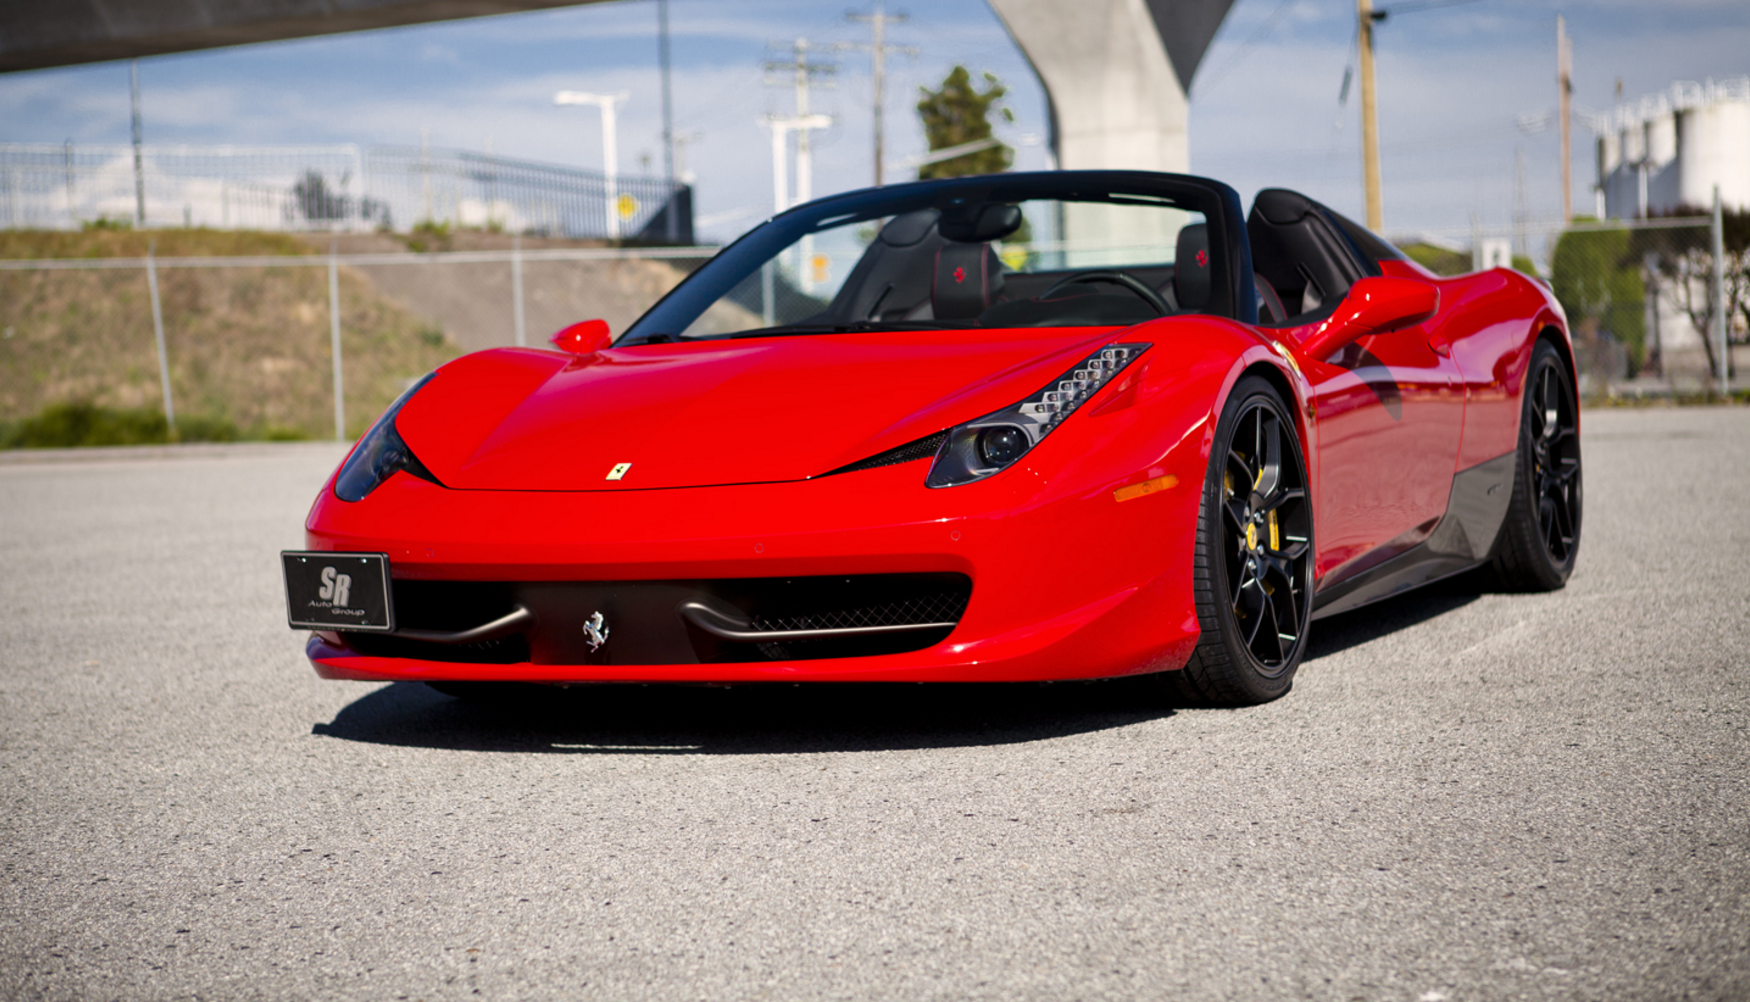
[1161,376,1315,706]
[1490,338,1582,591]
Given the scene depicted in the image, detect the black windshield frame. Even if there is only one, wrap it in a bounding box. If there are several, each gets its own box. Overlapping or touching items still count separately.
[621,170,1255,343]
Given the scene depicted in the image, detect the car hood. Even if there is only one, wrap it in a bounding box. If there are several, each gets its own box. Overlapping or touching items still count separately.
[394,327,1134,492]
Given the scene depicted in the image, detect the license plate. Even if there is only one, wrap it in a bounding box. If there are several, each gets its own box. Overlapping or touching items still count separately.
[282,551,394,631]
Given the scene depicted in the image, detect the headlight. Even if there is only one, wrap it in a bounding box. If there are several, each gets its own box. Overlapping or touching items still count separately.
[926,343,1149,488]
[333,373,440,502]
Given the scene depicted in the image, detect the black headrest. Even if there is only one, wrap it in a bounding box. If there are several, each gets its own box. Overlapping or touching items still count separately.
[1252,188,1318,226]
[878,209,940,247]
[932,244,1003,320]
[1174,223,1211,311]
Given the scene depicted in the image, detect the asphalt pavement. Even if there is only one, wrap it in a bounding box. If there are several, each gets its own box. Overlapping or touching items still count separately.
[1,407,1746,1002]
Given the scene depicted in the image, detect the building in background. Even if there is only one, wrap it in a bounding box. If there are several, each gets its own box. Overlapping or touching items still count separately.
[1595,77,1750,219]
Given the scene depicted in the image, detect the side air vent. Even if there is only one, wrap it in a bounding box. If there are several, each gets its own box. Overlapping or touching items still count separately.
[822,431,947,477]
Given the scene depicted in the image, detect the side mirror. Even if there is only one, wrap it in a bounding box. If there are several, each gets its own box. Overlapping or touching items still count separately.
[549,318,613,354]
[1297,276,1439,362]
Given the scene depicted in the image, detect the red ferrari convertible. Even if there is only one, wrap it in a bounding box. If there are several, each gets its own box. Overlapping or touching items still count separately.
[283,171,1580,705]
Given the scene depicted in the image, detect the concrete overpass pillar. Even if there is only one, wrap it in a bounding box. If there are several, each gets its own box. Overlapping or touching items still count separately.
[989,0,1196,173]
[986,0,1234,262]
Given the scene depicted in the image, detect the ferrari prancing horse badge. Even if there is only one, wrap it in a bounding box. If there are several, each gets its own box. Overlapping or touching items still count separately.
[606,462,632,481]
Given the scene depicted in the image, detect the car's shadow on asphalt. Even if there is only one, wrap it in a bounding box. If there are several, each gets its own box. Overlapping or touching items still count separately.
[310,575,1492,755]
[1302,574,1486,662]
[311,675,1176,754]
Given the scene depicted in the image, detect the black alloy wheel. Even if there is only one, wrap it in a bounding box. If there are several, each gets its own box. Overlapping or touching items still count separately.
[1491,339,1582,590]
[1164,376,1315,706]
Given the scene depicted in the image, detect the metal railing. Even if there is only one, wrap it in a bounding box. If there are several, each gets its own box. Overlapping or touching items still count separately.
[1391,213,1744,397]
[3,211,1743,450]
[0,143,693,242]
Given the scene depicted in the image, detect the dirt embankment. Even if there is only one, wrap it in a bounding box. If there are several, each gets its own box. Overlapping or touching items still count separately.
[0,230,458,439]
[0,229,707,439]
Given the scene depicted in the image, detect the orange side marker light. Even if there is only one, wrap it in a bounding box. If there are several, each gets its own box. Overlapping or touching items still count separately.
[1113,474,1178,503]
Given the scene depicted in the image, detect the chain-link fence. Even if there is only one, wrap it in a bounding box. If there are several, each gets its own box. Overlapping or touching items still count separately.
[0,143,693,243]
[5,205,1745,448]
[1393,212,1746,398]
[0,236,715,446]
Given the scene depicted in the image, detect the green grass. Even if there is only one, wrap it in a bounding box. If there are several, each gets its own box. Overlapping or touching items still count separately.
[0,400,313,449]
[1582,386,1750,408]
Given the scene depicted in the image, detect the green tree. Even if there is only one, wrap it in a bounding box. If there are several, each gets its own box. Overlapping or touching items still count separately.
[1550,221,1645,372]
[915,66,1014,180]
[1396,241,1469,276]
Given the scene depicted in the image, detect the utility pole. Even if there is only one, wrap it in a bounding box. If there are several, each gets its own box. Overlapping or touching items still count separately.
[765,39,836,209]
[1557,14,1573,222]
[1356,0,1383,230]
[657,0,679,242]
[843,2,917,187]
[765,39,835,291]
[554,90,629,240]
[658,0,675,183]
[130,59,146,227]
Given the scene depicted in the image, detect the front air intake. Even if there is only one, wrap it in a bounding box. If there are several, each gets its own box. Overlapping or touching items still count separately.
[338,573,972,666]
[820,431,948,477]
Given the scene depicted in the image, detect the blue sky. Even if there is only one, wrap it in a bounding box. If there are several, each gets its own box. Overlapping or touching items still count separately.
[1,0,1745,244]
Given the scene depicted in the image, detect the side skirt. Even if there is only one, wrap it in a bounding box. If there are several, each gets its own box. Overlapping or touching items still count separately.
[1310,450,1516,620]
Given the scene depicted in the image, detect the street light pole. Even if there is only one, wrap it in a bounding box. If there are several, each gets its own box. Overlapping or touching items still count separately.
[1558,14,1573,223]
[1713,185,1729,396]
[130,59,146,227]
[764,113,832,293]
[554,90,629,240]
[764,114,834,214]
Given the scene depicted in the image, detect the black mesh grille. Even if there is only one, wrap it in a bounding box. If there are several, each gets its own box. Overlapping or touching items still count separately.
[823,431,947,476]
[749,590,968,632]
[345,630,530,664]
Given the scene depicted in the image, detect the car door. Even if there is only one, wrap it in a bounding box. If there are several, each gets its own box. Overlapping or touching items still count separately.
[1300,315,1465,586]
[1248,190,1467,590]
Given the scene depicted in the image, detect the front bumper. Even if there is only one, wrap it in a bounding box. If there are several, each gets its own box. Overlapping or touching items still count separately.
[301,411,1208,683]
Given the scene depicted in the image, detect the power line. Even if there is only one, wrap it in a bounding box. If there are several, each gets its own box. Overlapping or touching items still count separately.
[1195,0,1297,96]
[1371,0,1489,20]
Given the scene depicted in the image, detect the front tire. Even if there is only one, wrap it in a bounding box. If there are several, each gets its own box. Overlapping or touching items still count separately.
[1490,338,1582,590]
[1164,376,1315,706]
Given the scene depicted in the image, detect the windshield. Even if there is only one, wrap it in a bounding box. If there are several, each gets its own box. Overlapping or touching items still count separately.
[621,173,1236,345]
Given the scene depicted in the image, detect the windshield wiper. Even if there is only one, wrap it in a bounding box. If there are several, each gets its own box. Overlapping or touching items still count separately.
[614,332,681,346]
[720,319,979,339]
[618,320,978,346]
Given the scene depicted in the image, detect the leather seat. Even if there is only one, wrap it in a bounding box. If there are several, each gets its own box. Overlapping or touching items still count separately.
[932,243,1005,320]
[1174,224,1211,312]
[1255,274,1287,324]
